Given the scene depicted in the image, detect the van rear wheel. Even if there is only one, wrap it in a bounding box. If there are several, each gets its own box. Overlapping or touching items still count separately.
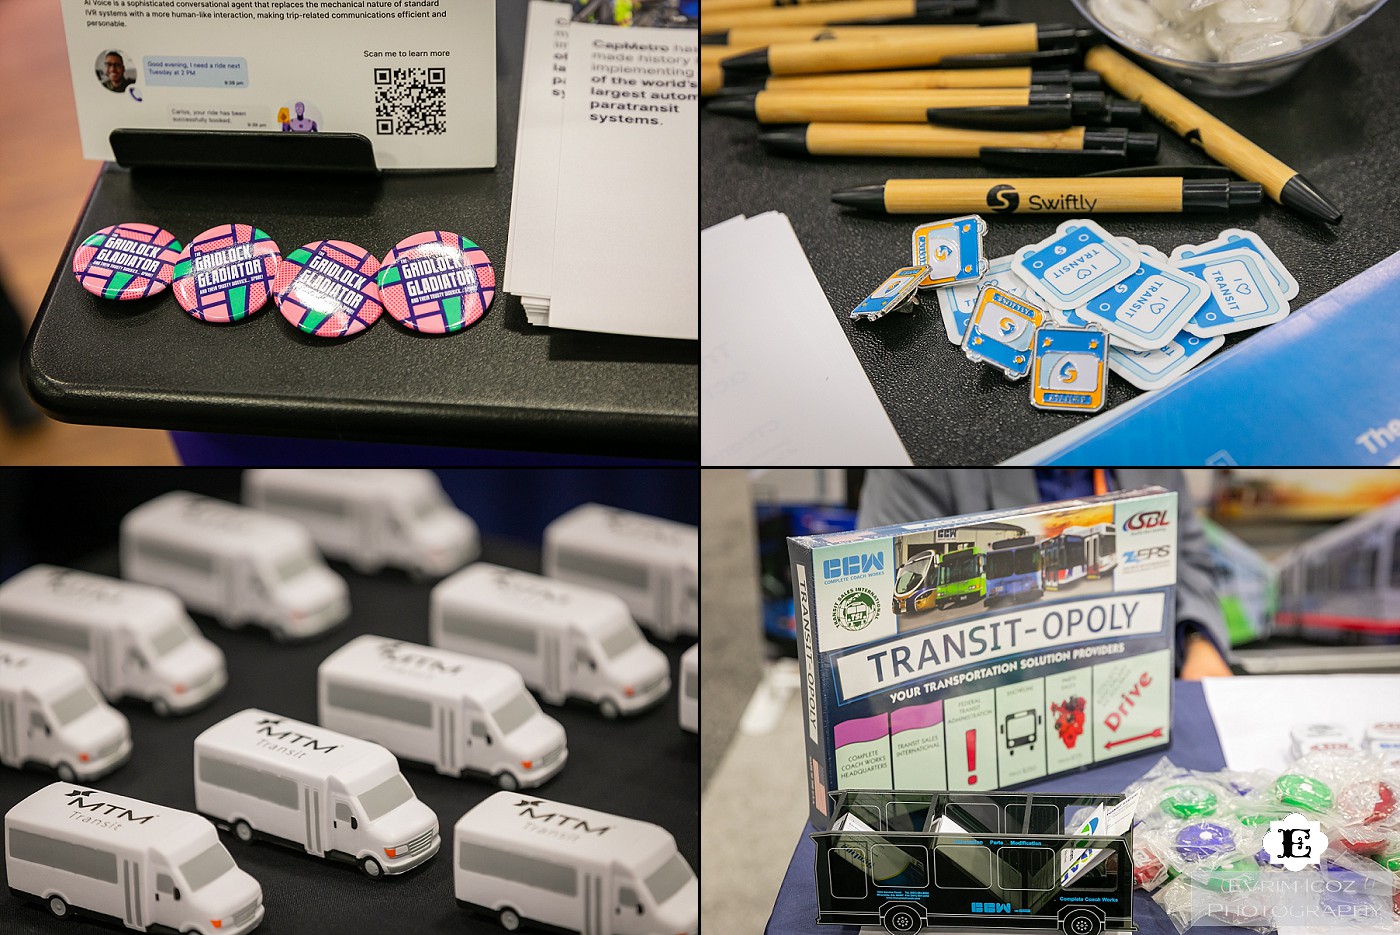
[48,895,70,918]
[1062,909,1103,935]
[881,904,922,934]
[233,820,254,843]
[499,908,522,931]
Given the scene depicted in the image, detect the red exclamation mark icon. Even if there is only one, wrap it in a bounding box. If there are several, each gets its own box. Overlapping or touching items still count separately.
[965,729,978,785]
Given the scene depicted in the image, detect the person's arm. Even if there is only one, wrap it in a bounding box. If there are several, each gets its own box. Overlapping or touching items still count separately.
[856,470,959,529]
[1158,471,1234,679]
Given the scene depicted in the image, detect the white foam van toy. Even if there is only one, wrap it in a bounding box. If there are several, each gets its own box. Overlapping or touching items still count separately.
[453,792,698,935]
[5,782,264,934]
[0,565,226,715]
[193,708,439,878]
[430,563,670,719]
[243,469,479,578]
[319,635,567,790]
[0,639,131,781]
[543,503,697,640]
[121,492,349,641]
[679,644,697,734]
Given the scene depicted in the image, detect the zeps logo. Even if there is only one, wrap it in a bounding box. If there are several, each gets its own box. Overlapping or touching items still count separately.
[822,552,884,580]
[514,799,611,835]
[987,184,1019,213]
[1124,510,1170,531]
[65,789,154,824]
[1122,545,1172,564]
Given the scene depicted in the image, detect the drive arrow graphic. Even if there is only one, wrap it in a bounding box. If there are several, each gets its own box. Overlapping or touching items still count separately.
[1104,728,1163,749]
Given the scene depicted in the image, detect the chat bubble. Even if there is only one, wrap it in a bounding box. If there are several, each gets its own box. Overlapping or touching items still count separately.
[143,56,248,89]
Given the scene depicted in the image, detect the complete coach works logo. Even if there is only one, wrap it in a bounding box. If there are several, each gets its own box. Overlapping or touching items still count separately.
[834,588,879,631]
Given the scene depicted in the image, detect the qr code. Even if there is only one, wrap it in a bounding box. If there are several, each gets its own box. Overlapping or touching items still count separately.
[374,67,446,135]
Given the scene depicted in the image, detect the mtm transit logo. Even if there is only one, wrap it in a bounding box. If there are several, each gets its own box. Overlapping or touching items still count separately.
[255,718,340,753]
[822,552,884,580]
[514,799,610,835]
[65,789,154,824]
[377,640,462,674]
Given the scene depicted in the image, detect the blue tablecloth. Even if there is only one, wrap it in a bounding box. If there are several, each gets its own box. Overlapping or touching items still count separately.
[765,680,1231,935]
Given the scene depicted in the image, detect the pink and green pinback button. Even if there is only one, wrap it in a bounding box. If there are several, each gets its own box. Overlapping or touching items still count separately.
[172,224,282,323]
[72,222,183,300]
[272,240,384,338]
[377,231,495,334]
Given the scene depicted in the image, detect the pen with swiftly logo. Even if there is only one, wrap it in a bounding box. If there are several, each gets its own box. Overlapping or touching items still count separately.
[830,176,1263,213]
[716,65,1104,93]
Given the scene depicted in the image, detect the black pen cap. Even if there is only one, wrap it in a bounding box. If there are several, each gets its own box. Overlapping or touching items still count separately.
[1035,24,1098,50]
[1182,179,1264,211]
[756,124,811,156]
[1082,128,1159,162]
[1100,99,1145,128]
[1029,69,1104,89]
[1028,87,1106,120]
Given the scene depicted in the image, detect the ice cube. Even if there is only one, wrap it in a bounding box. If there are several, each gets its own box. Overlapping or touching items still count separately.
[1090,0,1161,39]
[1208,0,1292,27]
[1221,28,1305,60]
[1205,21,1274,53]
[1291,0,1336,35]
[1152,25,1212,59]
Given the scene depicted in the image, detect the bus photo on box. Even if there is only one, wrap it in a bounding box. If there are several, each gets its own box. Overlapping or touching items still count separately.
[5,782,264,934]
[453,791,697,935]
[193,708,439,878]
[0,565,226,715]
[430,563,670,720]
[679,644,698,734]
[121,492,349,642]
[318,635,567,790]
[543,503,697,641]
[0,639,131,782]
[243,469,480,579]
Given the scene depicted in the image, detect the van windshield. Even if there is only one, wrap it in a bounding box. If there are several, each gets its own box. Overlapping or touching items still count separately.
[645,853,695,905]
[599,624,642,659]
[274,550,316,582]
[51,684,101,726]
[492,690,540,735]
[180,843,236,891]
[357,773,413,821]
[150,621,193,657]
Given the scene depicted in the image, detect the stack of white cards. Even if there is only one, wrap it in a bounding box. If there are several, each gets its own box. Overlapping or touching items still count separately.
[505,1,698,340]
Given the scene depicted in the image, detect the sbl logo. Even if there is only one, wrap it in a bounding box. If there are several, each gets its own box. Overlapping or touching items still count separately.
[1261,813,1326,871]
[1124,510,1169,531]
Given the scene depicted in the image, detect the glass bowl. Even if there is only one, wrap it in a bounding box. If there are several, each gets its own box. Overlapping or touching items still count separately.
[1069,0,1392,96]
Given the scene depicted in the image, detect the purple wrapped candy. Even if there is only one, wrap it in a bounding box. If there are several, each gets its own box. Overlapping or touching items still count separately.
[1175,821,1235,861]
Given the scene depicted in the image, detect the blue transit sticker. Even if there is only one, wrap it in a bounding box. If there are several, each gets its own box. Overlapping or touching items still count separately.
[1030,326,1109,412]
[851,265,929,321]
[1176,248,1290,338]
[911,214,988,289]
[1171,229,1298,301]
[1075,243,1208,351]
[962,284,1044,380]
[1108,329,1226,391]
[1012,218,1141,310]
[934,253,1035,345]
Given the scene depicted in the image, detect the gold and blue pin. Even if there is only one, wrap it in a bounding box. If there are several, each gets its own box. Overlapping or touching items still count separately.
[911,214,988,289]
[850,265,929,321]
[1030,325,1109,412]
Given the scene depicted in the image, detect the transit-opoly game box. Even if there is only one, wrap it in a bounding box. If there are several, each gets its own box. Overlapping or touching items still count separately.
[789,487,1177,830]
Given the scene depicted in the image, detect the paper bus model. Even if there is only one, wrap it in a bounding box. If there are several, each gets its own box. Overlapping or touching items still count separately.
[318,635,567,790]
[453,792,698,935]
[0,565,226,715]
[243,469,480,578]
[121,492,350,641]
[430,563,670,719]
[5,782,263,934]
[0,640,131,782]
[543,503,697,641]
[193,708,439,878]
[679,644,697,734]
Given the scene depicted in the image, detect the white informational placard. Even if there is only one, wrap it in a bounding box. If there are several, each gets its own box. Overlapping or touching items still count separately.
[547,20,697,340]
[59,0,495,169]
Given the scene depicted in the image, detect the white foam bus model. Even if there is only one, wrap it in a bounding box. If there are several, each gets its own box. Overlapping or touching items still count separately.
[543,503,698,640]
[679,644,697,734]
[5,782,264,934]
[121,492,349,641]
[430,563,670,719]
[243,469,480,578]
[0,640,130,782]
[0,565,226,715]
[318,635,567,790]
[453,792,698,935]
[193,708,439,878]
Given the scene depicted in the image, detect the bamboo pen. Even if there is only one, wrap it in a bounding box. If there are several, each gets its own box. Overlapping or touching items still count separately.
[703,0,979,35]
[721,23,1092,76]
[709,23,990,45]
[1085,45,1341,224]
[830,177,1263,213]
[705,0,899,11]
[759,123,1159,161]
[724,66,1103,92]
[707,87,1122,129]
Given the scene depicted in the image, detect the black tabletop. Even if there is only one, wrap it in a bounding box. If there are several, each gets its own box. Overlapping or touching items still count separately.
[701,0,1400,465]
[23,0,698,461]
[0,538,698,935]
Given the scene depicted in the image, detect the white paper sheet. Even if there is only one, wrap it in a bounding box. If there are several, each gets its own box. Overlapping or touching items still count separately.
[1201,674,1400,772]
[546,21,698,340]
[701,213,912,465]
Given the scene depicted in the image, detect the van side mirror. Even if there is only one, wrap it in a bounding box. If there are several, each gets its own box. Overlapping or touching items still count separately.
[351,816,358,830]
[173,887,181,901]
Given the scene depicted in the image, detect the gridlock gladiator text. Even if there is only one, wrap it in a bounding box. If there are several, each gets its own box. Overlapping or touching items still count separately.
[790,488,1178,829]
